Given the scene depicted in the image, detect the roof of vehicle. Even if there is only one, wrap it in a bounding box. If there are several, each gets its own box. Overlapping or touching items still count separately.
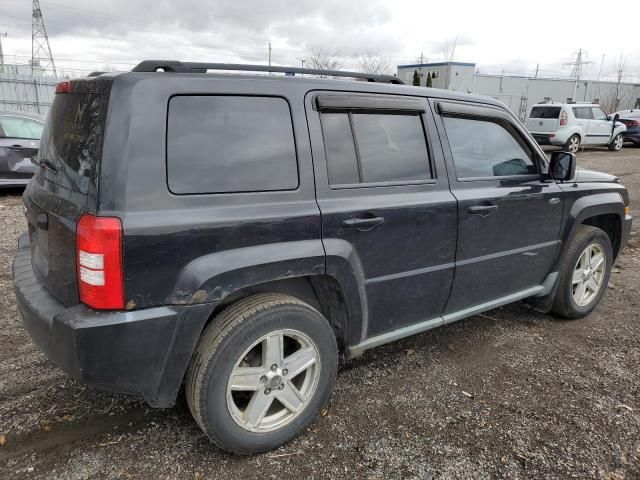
[615,109,640,119]
[0,110,45,122]
[531,102,602,108]
[85,60,506,110]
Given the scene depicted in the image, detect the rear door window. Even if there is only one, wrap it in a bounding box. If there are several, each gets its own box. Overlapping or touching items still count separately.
[320,111,431,186]
[166,96,299,194]
[573,107,593,120]
[529,107,561,119]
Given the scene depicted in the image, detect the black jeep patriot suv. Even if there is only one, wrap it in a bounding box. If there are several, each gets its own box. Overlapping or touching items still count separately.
[13,61,632,454]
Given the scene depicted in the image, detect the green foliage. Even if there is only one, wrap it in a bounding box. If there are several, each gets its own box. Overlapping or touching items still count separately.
[412,70,420,86]
[426,71,433,88]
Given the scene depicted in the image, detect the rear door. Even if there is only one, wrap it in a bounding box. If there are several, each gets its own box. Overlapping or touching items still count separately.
[23,78,112,306]
[306,91,457,340]
[572,106,594,144]
[0,115,42,182]
[433,100,563,316]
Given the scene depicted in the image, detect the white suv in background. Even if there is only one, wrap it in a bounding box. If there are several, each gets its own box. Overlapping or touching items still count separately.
[526,103,626,153]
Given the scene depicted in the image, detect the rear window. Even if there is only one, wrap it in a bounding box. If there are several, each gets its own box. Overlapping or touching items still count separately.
[39,88,110,189]
[166,96,298,194]
[529,106,561,119]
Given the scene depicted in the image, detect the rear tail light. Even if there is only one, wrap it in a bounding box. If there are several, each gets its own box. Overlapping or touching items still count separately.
[624,120,639,127]
[560,111,568,126]
[55,81,72,94]
[76,213,124,310]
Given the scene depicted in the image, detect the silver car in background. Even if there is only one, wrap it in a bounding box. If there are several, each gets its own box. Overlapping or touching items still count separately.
[526,102,626,153]
[0,110,44,187]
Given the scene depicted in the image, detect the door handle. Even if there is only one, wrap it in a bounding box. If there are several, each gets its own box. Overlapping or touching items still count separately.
[7,145,26,151]
[468,205,499,216]
[548,197,560,205]
[341,216,385,231]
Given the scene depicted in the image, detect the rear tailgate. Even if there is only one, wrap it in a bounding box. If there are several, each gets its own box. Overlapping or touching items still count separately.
[23,77,112,307]
[527,106,561,132]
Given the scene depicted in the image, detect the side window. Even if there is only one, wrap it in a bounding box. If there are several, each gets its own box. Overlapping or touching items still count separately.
[591,107,608,120]
[166,96,298,194]
[442,116,537,179]
[320,111,431,186]
[0,116,43,140]
[573,107,593,120]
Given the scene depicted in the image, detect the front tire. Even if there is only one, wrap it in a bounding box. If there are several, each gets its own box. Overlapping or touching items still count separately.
[608,133,624,151]
[552,225,613,319]
[185,293,338,454]
[565,134,581,153]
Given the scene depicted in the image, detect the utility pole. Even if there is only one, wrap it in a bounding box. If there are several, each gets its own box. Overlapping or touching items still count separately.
[563,48,592,101]
[300,59,304,78]
[268,41,272,68]
[0,32,7,73]
[534,64,539,78]
[32,0,57,78]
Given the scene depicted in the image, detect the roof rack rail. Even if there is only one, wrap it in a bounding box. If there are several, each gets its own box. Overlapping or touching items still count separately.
[131,60,403,85]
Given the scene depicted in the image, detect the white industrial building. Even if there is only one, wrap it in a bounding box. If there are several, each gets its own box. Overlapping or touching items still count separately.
[397,61,640,120]
[0,63,56,116]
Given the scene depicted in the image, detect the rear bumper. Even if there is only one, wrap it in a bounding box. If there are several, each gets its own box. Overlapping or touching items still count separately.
[623,131,640,144]
[530,133,566,146]
[12,233,214,407]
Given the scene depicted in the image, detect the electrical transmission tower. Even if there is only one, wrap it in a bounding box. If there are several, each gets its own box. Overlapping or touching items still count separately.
[563,49,592,101]
[32,0,57,78]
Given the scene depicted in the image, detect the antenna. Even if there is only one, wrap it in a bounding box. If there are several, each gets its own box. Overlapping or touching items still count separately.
[32,0,57,78]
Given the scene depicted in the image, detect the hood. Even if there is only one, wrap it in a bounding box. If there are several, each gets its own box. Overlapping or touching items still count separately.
[574,168,618,183]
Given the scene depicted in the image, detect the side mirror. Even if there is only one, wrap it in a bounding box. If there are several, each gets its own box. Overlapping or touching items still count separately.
[613,113,620,123]
[549,151,576,182]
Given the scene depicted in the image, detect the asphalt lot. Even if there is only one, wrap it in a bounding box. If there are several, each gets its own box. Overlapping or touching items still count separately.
[1,146,639,479]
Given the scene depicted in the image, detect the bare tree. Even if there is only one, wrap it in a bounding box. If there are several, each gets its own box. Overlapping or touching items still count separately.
[305,47,343,75]
[601,54,627,113]
[357,52,391,75]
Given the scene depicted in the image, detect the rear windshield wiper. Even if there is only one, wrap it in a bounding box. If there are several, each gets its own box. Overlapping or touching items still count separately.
[31,157,58,175]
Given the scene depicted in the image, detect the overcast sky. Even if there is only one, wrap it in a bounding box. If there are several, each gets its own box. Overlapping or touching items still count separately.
[2,0,639,81]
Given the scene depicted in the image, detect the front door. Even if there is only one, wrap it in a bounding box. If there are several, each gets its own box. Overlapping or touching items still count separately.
[306,91,458,341]
[588,106,614,144]
[433,100,564,316]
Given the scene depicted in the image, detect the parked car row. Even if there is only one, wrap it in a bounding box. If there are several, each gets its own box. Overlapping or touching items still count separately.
[525,102,635,152]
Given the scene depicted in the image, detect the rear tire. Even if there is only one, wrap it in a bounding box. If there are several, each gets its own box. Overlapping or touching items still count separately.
[564,134,581,153]
[185,293,338,454]
[552,225,613,319]
[608,133,624,151]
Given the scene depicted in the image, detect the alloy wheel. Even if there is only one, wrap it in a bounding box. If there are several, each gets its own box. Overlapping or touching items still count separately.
[226,329,321,433]
[572,243,606,307]
[613,134,623,151]
[568,136,580,153]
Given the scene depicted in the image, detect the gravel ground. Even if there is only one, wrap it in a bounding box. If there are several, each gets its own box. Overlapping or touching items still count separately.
[0,146,639,480]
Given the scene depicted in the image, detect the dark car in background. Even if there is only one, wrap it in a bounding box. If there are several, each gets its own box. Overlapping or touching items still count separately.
[614,109,640,145]
[0,110,44,187]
